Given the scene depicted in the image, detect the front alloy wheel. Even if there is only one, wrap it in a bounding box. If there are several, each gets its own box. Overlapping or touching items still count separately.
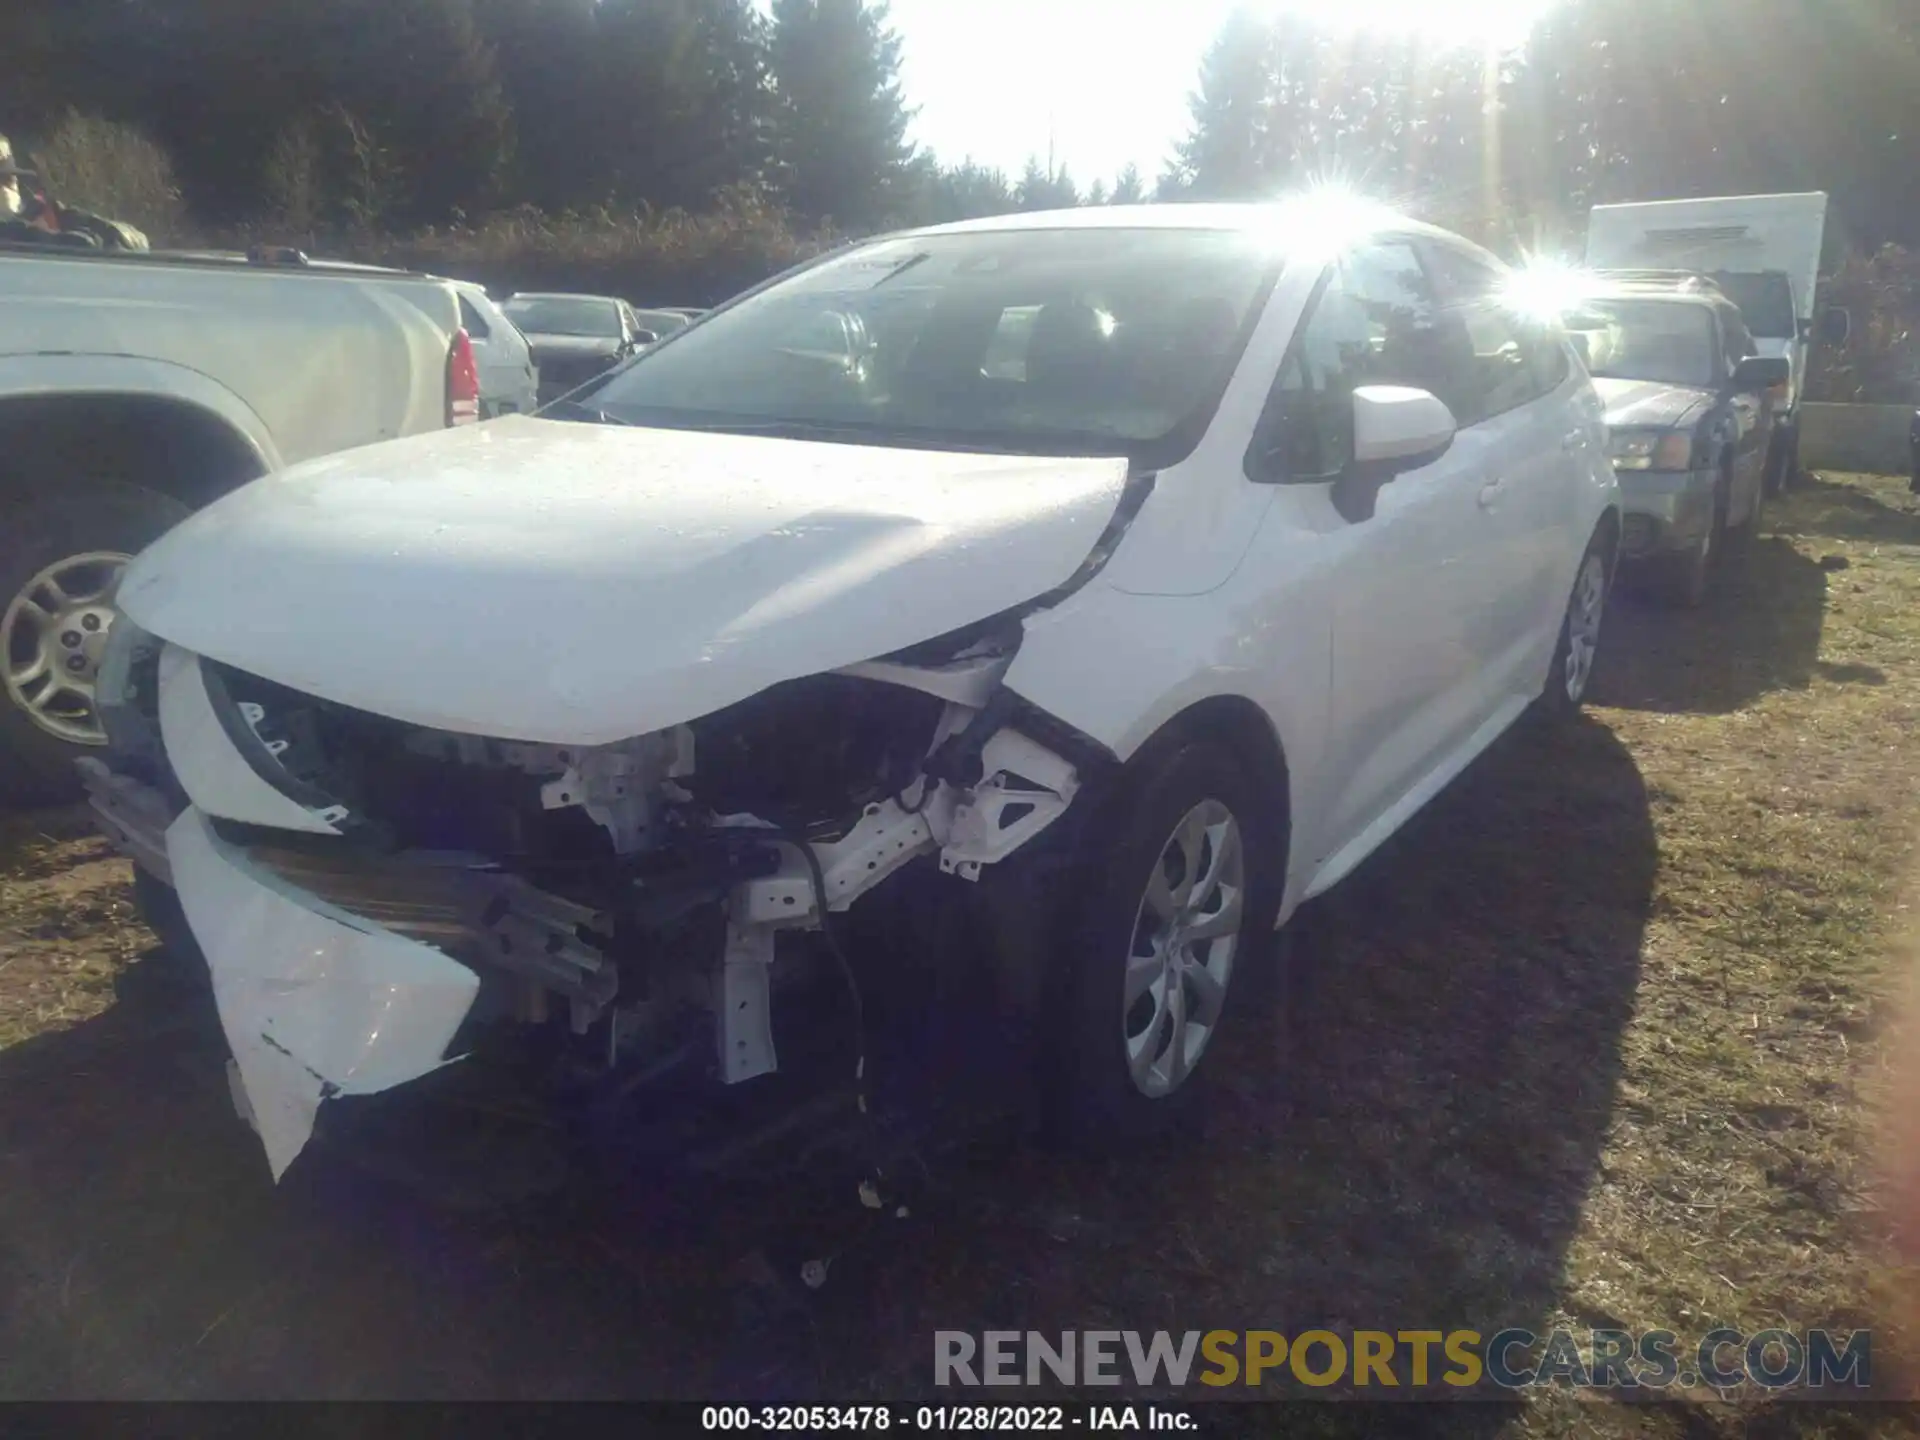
[1058,739,1282,1143]
[1124,799,1245,1099]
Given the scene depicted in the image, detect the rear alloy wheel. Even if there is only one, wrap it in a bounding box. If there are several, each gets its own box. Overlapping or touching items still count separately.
[1057,740,1282,1142]
[1538,536,1611,721]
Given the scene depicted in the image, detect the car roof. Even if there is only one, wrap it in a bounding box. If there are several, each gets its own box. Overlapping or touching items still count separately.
[891,199,1473,253]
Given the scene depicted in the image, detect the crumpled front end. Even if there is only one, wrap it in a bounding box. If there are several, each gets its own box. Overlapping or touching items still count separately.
[91,614,1099,1180]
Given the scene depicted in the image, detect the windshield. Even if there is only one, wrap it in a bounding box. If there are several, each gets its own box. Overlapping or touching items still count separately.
[1709,271,1797,339]
[1569,299,1718,388]
[503,297,623,338]
[584,228,1283,462]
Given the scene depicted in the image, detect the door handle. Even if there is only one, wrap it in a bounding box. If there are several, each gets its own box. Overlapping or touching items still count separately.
[1479,478,1508,508]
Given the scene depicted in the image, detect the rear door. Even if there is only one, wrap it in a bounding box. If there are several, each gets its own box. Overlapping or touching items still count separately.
[1419,239,1589,699]
[1718,307,1769,521]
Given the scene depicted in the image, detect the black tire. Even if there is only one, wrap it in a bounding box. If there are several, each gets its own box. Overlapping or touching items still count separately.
[1054,738,1285,1144]
[1767,424,1801,495]
[1537,530,1614,722]
[0,483,190,807]
[1657,472,1728,610]
[1729,463,1764,545]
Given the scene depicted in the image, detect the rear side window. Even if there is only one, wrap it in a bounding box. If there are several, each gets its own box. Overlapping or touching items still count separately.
[1248,240,1465,481]
[458,295,492,340]
[1422,242,1568,422]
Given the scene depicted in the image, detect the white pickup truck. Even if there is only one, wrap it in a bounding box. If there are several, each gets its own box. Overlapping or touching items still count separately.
[0,242,479,804]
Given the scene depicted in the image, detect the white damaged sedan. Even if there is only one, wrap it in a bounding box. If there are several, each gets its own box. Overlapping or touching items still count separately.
[82,201,1621,1179]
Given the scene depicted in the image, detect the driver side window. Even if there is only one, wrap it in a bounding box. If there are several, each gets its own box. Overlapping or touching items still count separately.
[1247,240,1461,482]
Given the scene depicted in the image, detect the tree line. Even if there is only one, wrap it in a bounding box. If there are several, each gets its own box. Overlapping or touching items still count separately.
[1165,0,1920,251]
[9,0,1139,233]
[12,0,1920,249]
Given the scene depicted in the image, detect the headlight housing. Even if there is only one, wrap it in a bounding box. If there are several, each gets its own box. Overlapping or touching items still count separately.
[1609,429,1696,472]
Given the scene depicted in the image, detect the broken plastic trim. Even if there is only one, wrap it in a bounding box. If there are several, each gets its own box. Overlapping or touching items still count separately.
[197,658,361,829]
[1018,468,1159,614]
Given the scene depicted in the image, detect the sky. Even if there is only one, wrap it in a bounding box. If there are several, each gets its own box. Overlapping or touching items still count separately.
[886,0,1555,189]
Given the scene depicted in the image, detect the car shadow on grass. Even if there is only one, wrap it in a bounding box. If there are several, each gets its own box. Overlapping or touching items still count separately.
[1590,537,1834,715]
[0,717,1653,1414]
[753,713,1657,1420]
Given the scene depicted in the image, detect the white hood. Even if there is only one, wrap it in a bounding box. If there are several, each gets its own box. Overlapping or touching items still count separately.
[118,416,1128,743]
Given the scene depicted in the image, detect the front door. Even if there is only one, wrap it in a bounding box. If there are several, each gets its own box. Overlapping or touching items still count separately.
[1251,239,1510,860]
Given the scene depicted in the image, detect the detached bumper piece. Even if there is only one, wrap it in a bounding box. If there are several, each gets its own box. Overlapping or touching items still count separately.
[167,808,481,1179]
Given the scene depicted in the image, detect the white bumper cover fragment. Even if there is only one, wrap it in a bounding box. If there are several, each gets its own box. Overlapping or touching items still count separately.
[167,808,481,1179]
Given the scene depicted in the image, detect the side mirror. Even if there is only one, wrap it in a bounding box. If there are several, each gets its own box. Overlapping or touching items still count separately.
[1731,356,1790,393]
[1817,307,1852,347]
[1333,386,1458,523]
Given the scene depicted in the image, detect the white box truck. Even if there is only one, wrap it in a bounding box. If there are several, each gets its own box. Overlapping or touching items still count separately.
[1587,192,1829,489]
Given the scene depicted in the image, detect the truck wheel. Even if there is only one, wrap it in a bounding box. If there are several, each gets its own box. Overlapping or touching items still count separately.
[1729,459,1765,545]
[0,483,190,806]
[1658,476,1727,610]
[1765,425,1801,496]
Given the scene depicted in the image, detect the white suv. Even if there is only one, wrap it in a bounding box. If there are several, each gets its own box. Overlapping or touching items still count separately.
[89,200,1620,1178]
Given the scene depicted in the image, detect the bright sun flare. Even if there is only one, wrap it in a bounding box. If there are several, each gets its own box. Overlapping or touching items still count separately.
[1248,0,1555,48]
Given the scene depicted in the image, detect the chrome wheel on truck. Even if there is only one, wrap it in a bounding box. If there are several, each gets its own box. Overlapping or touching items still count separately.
[0,483,189,806]
[2,550,130,746]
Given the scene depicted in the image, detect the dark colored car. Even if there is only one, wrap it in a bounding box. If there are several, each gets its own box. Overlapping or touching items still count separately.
[1566,286,1790,606]
[502,293,650,403]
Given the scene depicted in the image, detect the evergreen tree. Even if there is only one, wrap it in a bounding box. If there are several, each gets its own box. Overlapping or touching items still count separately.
[1166,8,1274,199]
[1015,157,1079,211]
[767,0,915,226]
[1110,163,1145,204]
[911,158,1016,222]
[587,0,772,211]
